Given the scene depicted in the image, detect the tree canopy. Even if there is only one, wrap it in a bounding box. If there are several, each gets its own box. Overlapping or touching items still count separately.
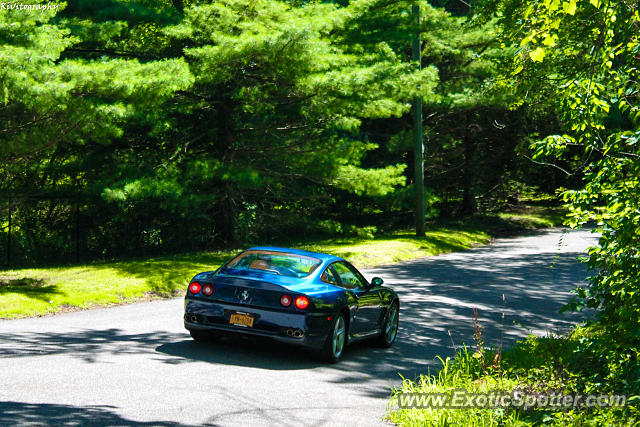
[485,0,640,394]
[1,0,567,265]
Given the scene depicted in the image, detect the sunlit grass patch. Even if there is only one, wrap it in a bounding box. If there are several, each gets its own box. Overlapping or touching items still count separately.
[0,228,488,319]
[388,327,636,426]
[0,204,561,319]
[300,228,490,268]
[0,251,234,319]
[497,205,566,229]
[388,349,523,426]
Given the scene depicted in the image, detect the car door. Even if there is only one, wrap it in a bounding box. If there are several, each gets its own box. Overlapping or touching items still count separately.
[331,262,383,336]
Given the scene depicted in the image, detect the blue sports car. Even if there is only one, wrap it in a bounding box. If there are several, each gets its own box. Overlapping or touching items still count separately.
[184,247,399,362]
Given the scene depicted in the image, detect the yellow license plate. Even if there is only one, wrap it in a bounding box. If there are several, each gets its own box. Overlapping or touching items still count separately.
[229,313,254,327]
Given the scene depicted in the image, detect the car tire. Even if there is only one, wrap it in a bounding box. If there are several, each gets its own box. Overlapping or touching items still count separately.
[321,313,347,363]
[377,302,399,348]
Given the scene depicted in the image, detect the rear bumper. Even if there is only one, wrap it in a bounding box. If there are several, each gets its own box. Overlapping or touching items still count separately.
[184,298,332,349]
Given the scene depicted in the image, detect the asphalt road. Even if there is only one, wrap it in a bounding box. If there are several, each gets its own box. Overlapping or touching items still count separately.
[0,228,599,426]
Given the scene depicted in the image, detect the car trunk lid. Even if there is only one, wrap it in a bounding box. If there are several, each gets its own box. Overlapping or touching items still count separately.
[208,273,303,309]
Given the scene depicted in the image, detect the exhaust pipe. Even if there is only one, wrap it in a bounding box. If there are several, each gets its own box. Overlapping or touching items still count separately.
[284,328,304,338]
[189,314,198,323]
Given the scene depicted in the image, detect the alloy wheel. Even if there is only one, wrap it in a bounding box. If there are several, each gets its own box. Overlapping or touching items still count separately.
[332,315,346,358]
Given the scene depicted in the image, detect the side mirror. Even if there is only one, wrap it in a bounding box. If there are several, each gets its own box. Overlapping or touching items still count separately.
[371,277,384,286]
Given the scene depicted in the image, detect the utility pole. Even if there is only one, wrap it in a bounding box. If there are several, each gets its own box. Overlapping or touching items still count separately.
[7,201,11,268]
[75,203,80,264]
[412,5,425,236]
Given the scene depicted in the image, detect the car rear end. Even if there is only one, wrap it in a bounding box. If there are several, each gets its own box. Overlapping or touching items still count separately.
[184,274,332,349]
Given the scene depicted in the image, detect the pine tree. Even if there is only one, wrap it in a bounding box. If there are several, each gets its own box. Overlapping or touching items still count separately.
[0,2,191,264]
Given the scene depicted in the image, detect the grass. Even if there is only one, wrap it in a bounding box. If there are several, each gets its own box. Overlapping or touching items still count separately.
[387,328,636,426]
[498,205,566,229]
[0,228,488,319]
[299,228,490,267]
[384,203,637,426]
[464,205,566,236]
[0,204,564,319]
[0,251,234,319]
[389,349,523,426]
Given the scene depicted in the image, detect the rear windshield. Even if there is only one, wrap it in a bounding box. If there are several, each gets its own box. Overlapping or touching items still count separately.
[221,250,322,278]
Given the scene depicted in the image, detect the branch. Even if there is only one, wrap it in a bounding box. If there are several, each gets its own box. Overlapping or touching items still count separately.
[65,48,159,60]
[520,154,572,176]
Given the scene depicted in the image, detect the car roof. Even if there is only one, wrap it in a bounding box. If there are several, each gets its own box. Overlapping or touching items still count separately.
[246,246,343,263]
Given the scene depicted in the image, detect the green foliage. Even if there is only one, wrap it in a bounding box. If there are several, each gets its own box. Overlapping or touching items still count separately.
[0,0,566,266]
[389,349,522,426]
[472,5,640,422]
[334,164,406,196]
[77,0,437,250]
[388,328,639,426]
[315,220,378,238]
[486,0,640,366]
[403,8,540,216]
[0,1,193,265]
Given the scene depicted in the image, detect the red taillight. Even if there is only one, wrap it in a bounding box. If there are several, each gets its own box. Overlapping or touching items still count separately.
[295,296,309,310]
[202,283,214,296]
[280,294,292,307]
[189,282,201,294]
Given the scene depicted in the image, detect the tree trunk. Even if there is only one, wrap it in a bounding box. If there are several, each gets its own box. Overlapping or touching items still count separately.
[215,188,237,246]
[214,92,237,246]
[461,112,476,216]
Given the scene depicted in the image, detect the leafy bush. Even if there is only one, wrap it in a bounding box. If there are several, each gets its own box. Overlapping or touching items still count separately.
[487,3,640,423]
[389,348,522,426]
[388,326,640,426]
[355,226,377,239]
[315,220,377,239]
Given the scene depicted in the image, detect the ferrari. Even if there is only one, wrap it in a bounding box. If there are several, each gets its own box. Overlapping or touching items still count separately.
[184,246,399,362]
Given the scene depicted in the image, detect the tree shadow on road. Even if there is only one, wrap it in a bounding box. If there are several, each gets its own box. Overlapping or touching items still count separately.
[0,328,179,363]
[0,230,598,401]
[0,325,325,370]
[156,334,323,369]
[0,401,200,426]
